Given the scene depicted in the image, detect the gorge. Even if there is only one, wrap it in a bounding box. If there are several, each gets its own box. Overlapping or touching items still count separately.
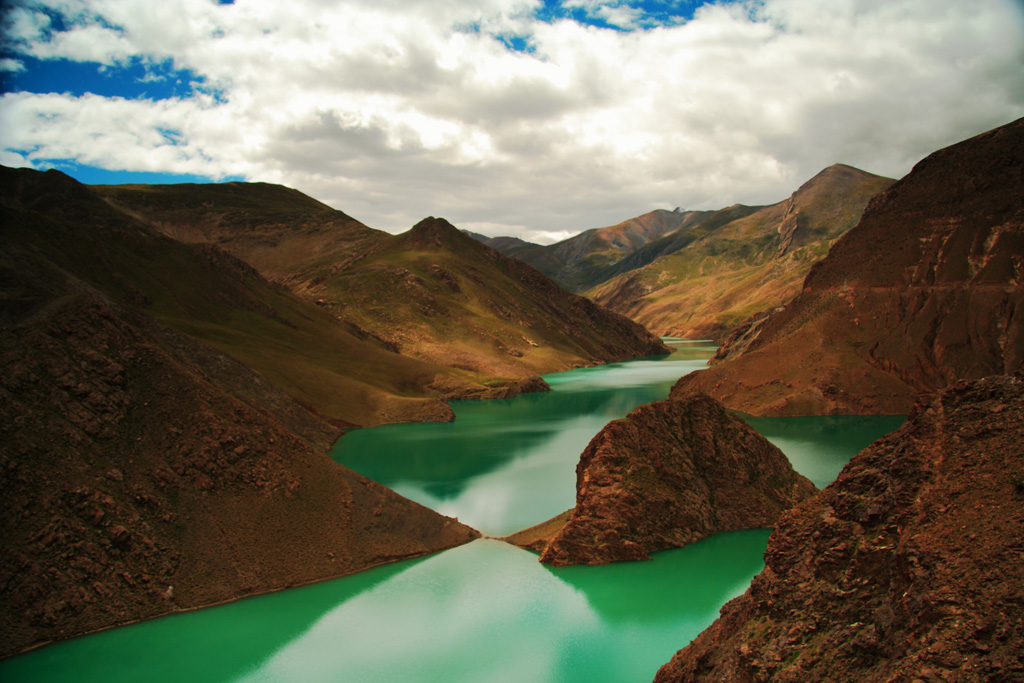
[0,343,905,682]
[2,115,1022,682]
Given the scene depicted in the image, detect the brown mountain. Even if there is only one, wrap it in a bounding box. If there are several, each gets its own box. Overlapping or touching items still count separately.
[588,164,894,340]
[472,208,697,292]
[671,118,1024,416]
[2,167,480,429]
[655,374,1024,683]
[505,395,816,565]
[95,184,668,383]
[0,170,479,656]
[311,217,668,380]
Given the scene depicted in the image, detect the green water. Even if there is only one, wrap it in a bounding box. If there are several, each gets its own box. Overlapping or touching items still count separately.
[1,341,905,683]
[331,340,721,536]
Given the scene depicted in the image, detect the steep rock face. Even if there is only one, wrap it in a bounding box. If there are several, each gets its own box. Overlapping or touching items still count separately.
[655,374,1024,683]
[673,118,1024,415]
[0,285,479,658]
[534,395,816,566]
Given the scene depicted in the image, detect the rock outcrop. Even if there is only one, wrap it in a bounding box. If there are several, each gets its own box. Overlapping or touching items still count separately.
[655,374,1024,683]
[672,117,1024,415]
[521,395,816,566]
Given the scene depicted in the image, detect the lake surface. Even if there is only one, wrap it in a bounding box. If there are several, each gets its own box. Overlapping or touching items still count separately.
[1,341,905,683]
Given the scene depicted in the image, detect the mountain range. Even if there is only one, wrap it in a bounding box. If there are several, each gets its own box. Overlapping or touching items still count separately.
[470,164,893,341]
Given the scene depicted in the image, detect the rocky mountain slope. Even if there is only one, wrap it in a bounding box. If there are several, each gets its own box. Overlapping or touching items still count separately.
[588,164,894,339]
[655,374,1024,683]
[2,166,479,428]
[671,117,1024,416]
[96,183,668,382]
[0,165,664,656]
[95,180,381,295]
[314,217,667,379]
[505,395,816,565]
[0,231,478,657]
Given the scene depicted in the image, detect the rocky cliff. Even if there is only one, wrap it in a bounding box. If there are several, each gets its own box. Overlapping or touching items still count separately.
[672,117,1024,415]
[510,395,816,566]
[655,374,1024,683]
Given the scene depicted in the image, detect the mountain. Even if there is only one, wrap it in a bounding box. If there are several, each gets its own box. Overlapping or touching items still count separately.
[655,374,1024,683]
[471,208,696,292]
[309,217,668,380]
[671,117,1024,416]
[95,184,668,385]
[94,180,380,295]
[588,164,895,339]
[0,168,479,656]
[506,394,816,566]
[4,167,486,429]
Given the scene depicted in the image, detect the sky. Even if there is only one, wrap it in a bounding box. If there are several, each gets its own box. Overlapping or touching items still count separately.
[1,0,1023,244]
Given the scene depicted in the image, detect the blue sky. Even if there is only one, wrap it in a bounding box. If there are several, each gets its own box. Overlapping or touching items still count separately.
[2,0,1023,242]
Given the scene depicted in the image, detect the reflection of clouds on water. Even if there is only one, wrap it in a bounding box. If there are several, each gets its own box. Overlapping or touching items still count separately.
[233,534,768,683]
[335,350,719,534]
[395,416,607,536]
[545,359,709,392]
[235,541,594,683]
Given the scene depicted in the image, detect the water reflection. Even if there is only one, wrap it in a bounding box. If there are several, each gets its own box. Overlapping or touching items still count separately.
[741,413,906,488]
[230,536,767,683]
[332,344,719,536]
[0,557,424,683]
[545,529,770,625]
[1,341,910,683]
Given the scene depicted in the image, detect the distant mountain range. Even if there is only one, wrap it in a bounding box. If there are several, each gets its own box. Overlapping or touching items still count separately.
[468,165,894,341]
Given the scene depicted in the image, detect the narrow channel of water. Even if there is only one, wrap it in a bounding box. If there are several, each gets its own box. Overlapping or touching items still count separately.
[0,341,905,683]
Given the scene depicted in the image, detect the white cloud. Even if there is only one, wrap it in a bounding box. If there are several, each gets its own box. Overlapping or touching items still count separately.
[0,58,26,72]
[2,0,1023,244]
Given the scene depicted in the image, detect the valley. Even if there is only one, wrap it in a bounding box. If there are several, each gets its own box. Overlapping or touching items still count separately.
[1,115,1022,683]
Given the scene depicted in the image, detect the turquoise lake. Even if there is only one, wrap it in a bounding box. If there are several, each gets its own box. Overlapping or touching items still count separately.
[0,340,905,682]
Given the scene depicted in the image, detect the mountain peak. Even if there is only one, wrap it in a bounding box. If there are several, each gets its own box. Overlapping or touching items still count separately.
[403,216,469,249]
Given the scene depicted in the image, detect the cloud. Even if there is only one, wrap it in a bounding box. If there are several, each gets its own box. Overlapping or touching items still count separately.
[2,0,1023,244]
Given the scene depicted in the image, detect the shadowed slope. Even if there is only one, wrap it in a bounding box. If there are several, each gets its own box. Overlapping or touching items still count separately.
[96,184,668,385]
[315,217,668,380]
[2,167,511,427]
